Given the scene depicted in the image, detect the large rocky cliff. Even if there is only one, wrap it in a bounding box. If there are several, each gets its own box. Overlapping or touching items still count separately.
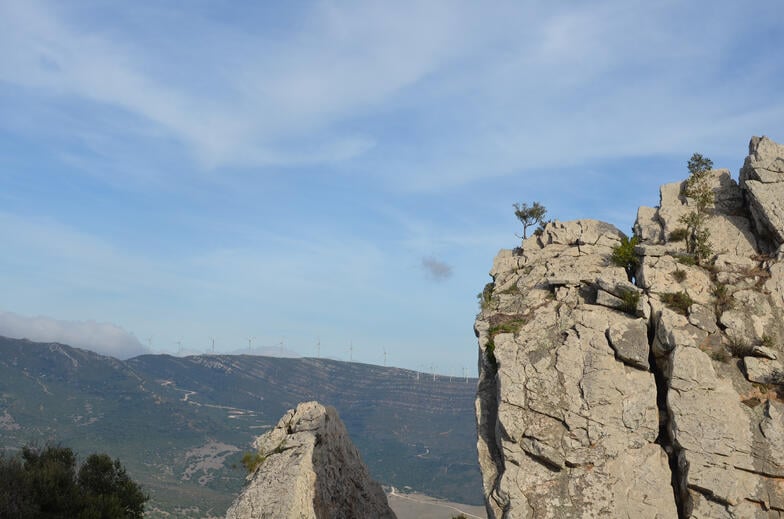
[225,401,396,519]
[475,137,784,518]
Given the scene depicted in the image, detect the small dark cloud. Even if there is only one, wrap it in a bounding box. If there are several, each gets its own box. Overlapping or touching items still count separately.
[0,310,149,359]
[421,256,453,282]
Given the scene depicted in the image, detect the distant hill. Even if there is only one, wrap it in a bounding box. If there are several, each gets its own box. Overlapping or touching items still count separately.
[0,336,481,517]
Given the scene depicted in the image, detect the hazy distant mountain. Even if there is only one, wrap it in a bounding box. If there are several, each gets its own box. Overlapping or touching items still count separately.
[0,336,481,517]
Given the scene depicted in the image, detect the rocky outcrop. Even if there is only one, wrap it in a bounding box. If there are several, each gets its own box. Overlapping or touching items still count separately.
[225,401,396,519]
[740,137,784,249]
[476,137,784,518]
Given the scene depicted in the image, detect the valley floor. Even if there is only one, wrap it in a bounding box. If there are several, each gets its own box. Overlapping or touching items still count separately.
[387,490,486,519]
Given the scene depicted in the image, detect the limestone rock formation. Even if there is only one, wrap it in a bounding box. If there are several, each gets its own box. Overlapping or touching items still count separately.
[225,401,396,519]
[476,136,784,518]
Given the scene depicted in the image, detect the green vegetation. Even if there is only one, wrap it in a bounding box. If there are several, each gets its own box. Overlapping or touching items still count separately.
[761,334,776,349]
[676,254,697,266]
[0,445,147,519]
[485,337,496,367]
[241,451,266,474]
[710,347,730,363]
[671,268,687,282]
[668,228,689,242]
[241,441,289,474]
[679,153,714,264]
[726,334,754,358]
[610,235,640,282]
[712,283,733,317]
[660,291,694,316]
[615,288,641,315]
[514,202,547,239]
[488,317,529,336]
[533,219,552,237]
[484,314,530,368]
[477,282,495,311]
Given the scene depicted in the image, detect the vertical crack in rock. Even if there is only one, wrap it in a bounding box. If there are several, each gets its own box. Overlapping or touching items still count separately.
[474,339,508,518]
[647,309,692,519]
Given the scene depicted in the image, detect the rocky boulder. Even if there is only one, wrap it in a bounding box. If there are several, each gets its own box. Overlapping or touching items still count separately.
[225,401,396,519]
[740,136,784,250]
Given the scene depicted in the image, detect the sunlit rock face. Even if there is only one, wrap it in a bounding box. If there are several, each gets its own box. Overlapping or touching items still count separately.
[225,401,396,519]
[476,137,784,518]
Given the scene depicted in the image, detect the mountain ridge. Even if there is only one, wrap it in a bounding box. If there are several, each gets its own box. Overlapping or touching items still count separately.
[0,335,482,517]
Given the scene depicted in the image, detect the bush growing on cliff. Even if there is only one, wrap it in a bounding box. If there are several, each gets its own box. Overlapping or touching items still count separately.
[241,451,266,474]
[610,235,640,282]
[668,227,689,242]
[660,291,694,316]
[615,288,641,315]
[477,282,495,311]
[514,202,547,239]
[671,268,687,282]
[679,153,715,264]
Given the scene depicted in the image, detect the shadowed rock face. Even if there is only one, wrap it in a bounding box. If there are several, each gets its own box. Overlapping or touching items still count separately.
[476,137,784,518]
[225,401,396,519]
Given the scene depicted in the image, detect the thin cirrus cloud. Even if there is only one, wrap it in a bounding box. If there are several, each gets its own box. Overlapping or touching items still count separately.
[0,0,463,170]
[0,0,782,189]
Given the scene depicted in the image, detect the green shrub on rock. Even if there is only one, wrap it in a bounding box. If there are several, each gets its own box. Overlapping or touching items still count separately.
[679,153,715,264]
[660,291,694,316]
[611,235,640,282]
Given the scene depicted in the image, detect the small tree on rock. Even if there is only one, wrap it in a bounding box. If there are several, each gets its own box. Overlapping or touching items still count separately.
[679,153,714,264]
[514,202,547,239]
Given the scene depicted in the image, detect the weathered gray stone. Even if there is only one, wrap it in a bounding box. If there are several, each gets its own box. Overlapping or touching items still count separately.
[740,135,784,184]
[595,277,639,298]
[687,304,718,334]
[634,244,670,257]
[225,401,395,519]
[745,180,784,246]
[752,346,778,360]
[740,136,784,248]
[744,356,784,384]
[595,289,623,309]
[607,318,650,369]
[634,206,663,244]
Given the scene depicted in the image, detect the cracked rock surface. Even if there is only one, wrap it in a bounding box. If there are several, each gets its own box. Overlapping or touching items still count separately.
[225,401,395,519]
[476,136,784,518]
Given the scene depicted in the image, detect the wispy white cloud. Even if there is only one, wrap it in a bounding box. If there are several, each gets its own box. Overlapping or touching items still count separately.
[1,0,781,189]
[0,310,148,359]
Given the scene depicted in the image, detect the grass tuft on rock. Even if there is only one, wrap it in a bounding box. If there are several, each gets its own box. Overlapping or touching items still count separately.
[660,291,694,316]
[615,288,641,316]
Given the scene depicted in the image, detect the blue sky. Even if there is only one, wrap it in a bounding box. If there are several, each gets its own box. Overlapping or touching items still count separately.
[1,1,782,374]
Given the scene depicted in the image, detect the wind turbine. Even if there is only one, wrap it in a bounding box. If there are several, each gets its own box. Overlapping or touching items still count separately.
[146,336,153,351]
[383,348,387,367]
[209,337,215,354]
[349,340,353,362]
[316,337,321,358]
[247,336,255,352]
[176,340,183,355]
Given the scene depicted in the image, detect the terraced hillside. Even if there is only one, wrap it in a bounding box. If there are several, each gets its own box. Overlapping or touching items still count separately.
[0,336,481,517]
